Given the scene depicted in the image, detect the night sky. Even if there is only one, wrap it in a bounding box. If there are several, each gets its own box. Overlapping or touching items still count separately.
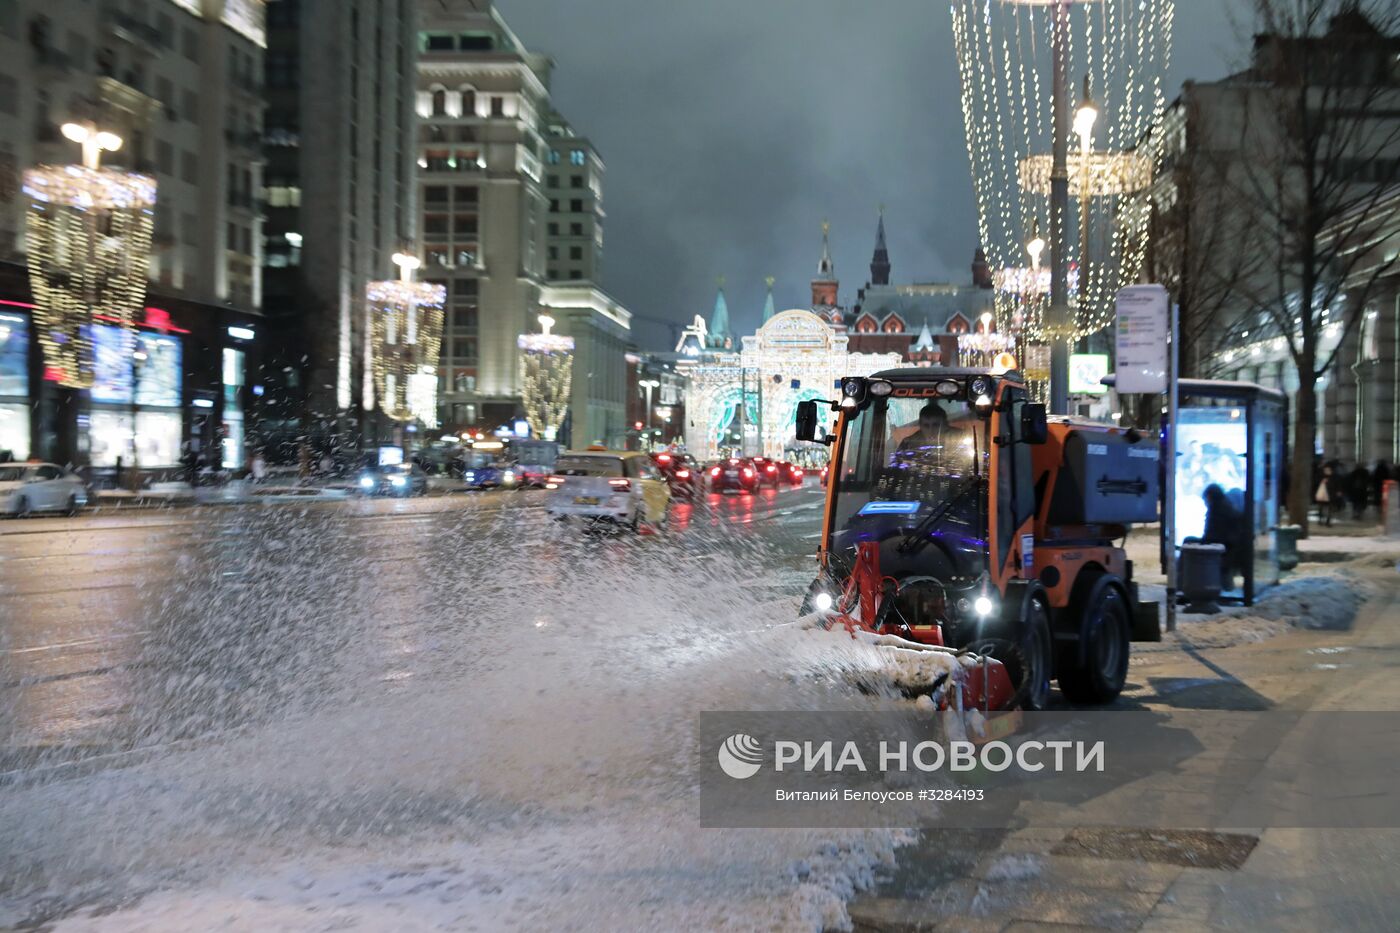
[502,0,1245,350]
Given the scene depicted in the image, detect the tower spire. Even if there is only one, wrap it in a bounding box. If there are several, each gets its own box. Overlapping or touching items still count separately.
[811,222,839,309]
[869,206,891,286]
[708,276,731,349]
[762,276,776,323]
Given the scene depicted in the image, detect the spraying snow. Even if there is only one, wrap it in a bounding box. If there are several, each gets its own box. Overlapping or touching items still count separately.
[0,506,920,931]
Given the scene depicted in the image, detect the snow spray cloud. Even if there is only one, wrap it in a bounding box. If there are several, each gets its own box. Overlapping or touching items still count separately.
[699,711,1400,830]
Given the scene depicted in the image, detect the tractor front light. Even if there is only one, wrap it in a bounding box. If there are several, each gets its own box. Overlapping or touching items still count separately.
[973,595,995,617]
[813,592,834,613]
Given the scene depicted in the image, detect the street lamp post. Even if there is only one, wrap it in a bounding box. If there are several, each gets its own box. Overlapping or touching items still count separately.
[638,378,660,451]
[1047,0,1072,415]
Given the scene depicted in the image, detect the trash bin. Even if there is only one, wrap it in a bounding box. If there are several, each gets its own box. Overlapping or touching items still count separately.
[1179,542,1226,614]
[1276,524,1301,572]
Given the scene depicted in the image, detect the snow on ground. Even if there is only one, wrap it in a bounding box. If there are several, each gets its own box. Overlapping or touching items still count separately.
[0,530,928,932]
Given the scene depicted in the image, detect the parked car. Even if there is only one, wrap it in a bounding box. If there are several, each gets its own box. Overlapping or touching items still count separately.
[708,457,759,494]
[546,450,670,529]
[0,462,88,516]
[356,463,429,497]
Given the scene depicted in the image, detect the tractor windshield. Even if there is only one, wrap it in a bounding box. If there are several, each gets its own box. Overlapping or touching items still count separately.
[829,396,989,558]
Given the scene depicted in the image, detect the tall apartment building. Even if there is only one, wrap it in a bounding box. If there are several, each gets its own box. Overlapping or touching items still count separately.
[414,0,632,442]
[542,112,603,285]
[0,0,265,469]
[261,0,417,439]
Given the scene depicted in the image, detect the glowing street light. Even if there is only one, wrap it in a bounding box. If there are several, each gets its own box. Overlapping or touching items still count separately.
[61,122,123,169]
[1073,75,1098,153]
[1026,220,1046,271]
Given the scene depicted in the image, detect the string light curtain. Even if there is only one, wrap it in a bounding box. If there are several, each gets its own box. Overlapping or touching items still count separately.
[366,279,446,425]
[951,0,1173,341]
[23,165,156,388]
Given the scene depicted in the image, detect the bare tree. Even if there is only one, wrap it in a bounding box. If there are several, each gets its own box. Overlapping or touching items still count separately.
[1213,0,1400,533]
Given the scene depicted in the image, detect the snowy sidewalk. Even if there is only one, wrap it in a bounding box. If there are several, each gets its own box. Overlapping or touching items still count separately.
[849,563,1400,933]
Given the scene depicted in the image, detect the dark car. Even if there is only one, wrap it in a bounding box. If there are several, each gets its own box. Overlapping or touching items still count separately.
[356,463,429,497]
[707,457,759,494]
[781,461,806,487]
[749,456,783,489]
[651,451,700,499]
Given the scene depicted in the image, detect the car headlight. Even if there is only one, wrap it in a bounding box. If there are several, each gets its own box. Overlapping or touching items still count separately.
[359,476,375,488]
[465,471,475,480]
[390,475,407,488]
[503,470,516,482]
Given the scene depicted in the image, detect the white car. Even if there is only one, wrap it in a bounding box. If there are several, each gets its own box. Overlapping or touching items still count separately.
[0,462,89,517]
[545,450,670,529]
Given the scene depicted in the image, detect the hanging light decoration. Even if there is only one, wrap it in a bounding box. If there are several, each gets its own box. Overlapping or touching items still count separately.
[518,312,573,441]
[950,0,1174,344]
[367,252,446,426]
[23,124,155,388]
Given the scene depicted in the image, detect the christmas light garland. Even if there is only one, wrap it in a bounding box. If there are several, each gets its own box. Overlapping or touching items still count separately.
[366,279,446,425]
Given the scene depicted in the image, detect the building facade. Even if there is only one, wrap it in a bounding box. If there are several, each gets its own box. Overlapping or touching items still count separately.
[0,0,267,471]
[542,112,603,285]
[261,0,418,446]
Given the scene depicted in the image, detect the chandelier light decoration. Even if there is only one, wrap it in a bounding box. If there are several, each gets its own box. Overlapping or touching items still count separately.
[23,124,155,388]
[518,312,574,441]
[951,0,1173,344]
[367,252,446,426]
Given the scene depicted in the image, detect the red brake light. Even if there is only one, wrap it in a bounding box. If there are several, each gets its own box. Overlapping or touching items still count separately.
[657,454,671,463]
[742,468,754,477]
[710,466,721,476]
[676,470,690,479]
[548,475,565,485]
[608,478,631,490]
[766,465,776,473]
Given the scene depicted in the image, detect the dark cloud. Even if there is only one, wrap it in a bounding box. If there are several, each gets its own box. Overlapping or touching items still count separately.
[501,0,1243,349]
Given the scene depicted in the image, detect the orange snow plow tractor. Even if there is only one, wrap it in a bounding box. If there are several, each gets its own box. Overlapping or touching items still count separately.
[797,368,1161,712]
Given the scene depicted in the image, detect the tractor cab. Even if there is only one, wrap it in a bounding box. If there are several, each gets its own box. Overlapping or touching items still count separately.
[810,369,1041,594]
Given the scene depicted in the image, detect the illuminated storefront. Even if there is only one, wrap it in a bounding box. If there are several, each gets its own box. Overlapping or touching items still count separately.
[0,309,30,460]
[86,324,184,468]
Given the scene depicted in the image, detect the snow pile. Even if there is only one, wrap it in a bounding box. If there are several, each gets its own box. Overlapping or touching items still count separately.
[1138,570,1373,651]
[0,519,917,932]
[982,853,1043,882]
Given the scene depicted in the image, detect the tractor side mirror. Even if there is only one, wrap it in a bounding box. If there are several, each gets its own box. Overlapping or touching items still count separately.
[795,400,820,442]
[1021,404,1049,445]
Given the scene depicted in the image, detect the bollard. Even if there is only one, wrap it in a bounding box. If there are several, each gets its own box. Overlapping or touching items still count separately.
[1385,480,1400,538]
[1179,543,1226,614]
[1276,524,1301,572]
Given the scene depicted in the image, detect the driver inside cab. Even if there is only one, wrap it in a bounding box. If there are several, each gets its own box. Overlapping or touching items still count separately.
[879,402,976,500]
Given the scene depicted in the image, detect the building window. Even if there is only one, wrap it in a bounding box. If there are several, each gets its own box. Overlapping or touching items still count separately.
[548,268,558,279]
[453,185,478,203]
[569,222,583,236]
[569,199,583,213]
[548,199,559,213]
[490,96,504,117]
[424,214,448,236]
[569,246,582,260]
[453,215,477,236]
[424,185,448,204]
[453,278,478,299]
[461,89,476,115]
[453,308,476,328]
[546,149,560,165]
[455,248,476,267]
[568,270,582,280]
[431,89,446,116]
[423,33,454,51]
[570,175,583,188]
[570,150,586,166]
[547,246,558,260]
[547,222,558,235]
[546,174,558,188]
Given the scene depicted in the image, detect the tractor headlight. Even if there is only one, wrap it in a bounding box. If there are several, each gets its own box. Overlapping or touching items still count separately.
[973,595,995,617]
[969,375,994,399]
[813,592,834,613]
[359,475,375,489]
[390,475,407,488]
[841,377,865,398]
[868,380,893,397]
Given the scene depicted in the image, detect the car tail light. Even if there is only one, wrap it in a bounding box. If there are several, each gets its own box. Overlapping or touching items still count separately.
[608,478,631,491]
[657,454,671,464]
[676,470,690,479]
[766,465,776,473]
[547,475,565,485]
[711,466,721,477]
[742,468,754,478]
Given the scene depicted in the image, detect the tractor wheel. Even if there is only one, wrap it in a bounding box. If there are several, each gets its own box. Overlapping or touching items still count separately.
[1057,574,1131,705]
[1011,596,1054,711]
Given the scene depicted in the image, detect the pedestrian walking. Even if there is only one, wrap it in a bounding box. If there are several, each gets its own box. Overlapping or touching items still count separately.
[1348,462,1372,520]
[250,451,267,485]
[1315,463,1336,526]
[319,452,335,477]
